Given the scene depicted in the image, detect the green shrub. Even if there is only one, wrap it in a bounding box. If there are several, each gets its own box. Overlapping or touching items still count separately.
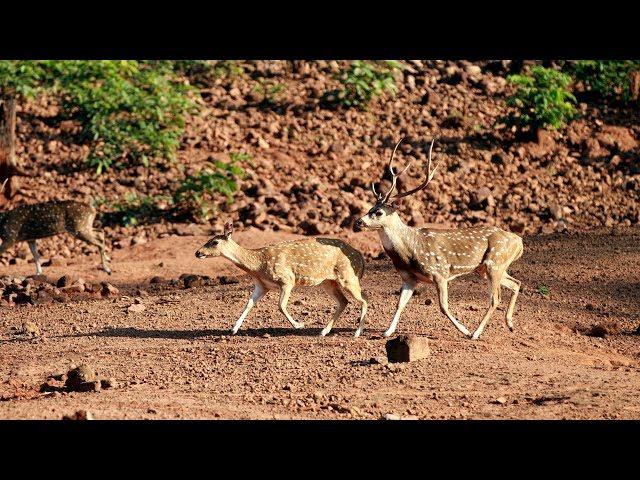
[504,66,577,131]
[173,154,248,221]
[568,60,640,101]
[0,60,198,175]
[323,60,403,108]
[47,61,197,174]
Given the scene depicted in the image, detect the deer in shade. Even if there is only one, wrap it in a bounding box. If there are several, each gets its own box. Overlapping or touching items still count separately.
[354,138,523,340]
[196,221,368,337]
[0,180,112,275]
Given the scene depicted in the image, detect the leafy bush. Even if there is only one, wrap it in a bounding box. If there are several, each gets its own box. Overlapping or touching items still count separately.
[173,154,248,221]
[46,61,197,174]
[0,60,198,174]
[504,66,577,131]
[323,60,403,108]
[568,60,640,101]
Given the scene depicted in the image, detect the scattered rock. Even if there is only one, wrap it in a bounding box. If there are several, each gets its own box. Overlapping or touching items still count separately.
[494,396,508,405]
[62,410,94,420]
[369,356,389,366]
[182,274,203,288]
[584,321,623,338]
[21,321,41,337]
[219,276,240,285]
[65,365,101,392]
[100,282,119,297]
[385,335,431,363]
[56,274,81,288]
[127,303,146,314]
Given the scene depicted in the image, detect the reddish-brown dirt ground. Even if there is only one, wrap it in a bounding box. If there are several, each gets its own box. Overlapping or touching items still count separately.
[1,227,639,419]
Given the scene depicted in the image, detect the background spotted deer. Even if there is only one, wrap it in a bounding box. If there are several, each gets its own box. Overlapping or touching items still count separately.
[0,180,112,275]
[196,221,368,337]
[355,138,523,340]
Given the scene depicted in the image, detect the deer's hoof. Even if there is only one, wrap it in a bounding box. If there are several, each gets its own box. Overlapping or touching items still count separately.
[293,323,305,329]
[320,328,330,337]
[354,329,363,338]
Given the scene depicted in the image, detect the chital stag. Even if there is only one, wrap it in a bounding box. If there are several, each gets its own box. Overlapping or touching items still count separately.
[0,180,111,275]
[354,138,523,340]
[196,221,368,337]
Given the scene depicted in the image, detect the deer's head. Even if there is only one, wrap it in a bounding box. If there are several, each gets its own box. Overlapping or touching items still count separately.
[354,137,439,232]
[195,221,235,258]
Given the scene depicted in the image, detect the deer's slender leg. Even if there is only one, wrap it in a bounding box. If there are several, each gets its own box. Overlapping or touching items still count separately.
[278,283,304,329]
[384,278,417,337]
[231,282,267,334]
[337,275,368,338]
[73,230,111,275]
[28,240,43,276]
[434,278,471,337]
[471,271,503,340]
[320,281,348,337]
[500,274,521,331]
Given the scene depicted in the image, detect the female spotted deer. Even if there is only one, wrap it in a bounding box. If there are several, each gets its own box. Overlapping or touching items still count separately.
[0,180,111,275]
[196,222,368,337]
[354,138,523,340]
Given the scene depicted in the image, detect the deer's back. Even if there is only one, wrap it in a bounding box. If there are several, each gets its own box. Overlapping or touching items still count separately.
[386,225,522,281]
[1,201,95,241]
[259,237,364,286]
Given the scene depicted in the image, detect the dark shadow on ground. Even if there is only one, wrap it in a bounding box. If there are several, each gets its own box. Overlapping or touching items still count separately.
[62,325,357,340]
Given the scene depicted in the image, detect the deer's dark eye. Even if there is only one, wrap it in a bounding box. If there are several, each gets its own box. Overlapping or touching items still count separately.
[374,210,383,218]
[210,240,219,247]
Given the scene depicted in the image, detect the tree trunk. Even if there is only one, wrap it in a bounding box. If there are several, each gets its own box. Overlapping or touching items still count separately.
[0,94,20,200]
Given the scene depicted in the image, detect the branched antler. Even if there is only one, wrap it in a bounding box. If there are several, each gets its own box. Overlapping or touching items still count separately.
[371,137,440,204]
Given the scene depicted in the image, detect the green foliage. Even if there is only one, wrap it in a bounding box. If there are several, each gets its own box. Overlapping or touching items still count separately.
[0,60,198,174]
[0,61,51,98]
[504,66,577,131]
[537,284,551,297]
[47,61,197,174]
[99,192,171,227]
[323,60,403,108]
[568,60,640,101]
[253,78,286,105]
[173,154,248,221]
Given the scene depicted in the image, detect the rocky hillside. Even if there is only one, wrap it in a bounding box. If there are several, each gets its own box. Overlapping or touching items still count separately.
[3,60,639,266]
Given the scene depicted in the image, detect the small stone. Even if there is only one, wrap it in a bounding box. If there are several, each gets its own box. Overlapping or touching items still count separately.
[219,276,240,285]
[385,335,431,363]
[65,365,100,392]
[494,396,508,405]
[62,410,94,420]
[21,321,41,337]
[100,282,119,297]
[182,274,203,288]
[101,378,117,389]
[56,274,80,288]
[127,303,146,313]
[149,276,165,284]
[369,356,389,366]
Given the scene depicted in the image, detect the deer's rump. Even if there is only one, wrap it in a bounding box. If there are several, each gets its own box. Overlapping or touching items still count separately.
[6,201,95,241]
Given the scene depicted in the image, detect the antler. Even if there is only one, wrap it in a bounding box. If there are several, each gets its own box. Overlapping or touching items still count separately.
[371,138,409,204]
[391,137,440,199]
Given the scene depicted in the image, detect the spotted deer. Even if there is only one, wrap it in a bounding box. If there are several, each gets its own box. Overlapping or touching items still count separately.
[354,138,523,340]
[196,221,368,337]
[0,180,112,275]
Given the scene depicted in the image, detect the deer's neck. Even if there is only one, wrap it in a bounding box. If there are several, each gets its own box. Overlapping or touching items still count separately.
[223,241,263,273]
[379,216,417,261]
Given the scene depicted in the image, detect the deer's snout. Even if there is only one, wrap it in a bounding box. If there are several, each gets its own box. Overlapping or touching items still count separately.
[353,218,365,232]
[195,250,206,259]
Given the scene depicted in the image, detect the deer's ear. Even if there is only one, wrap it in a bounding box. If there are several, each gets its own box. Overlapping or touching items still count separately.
[223,220,234,238]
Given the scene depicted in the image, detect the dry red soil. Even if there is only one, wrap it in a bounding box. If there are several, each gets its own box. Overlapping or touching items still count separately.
[1,227,639,419]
